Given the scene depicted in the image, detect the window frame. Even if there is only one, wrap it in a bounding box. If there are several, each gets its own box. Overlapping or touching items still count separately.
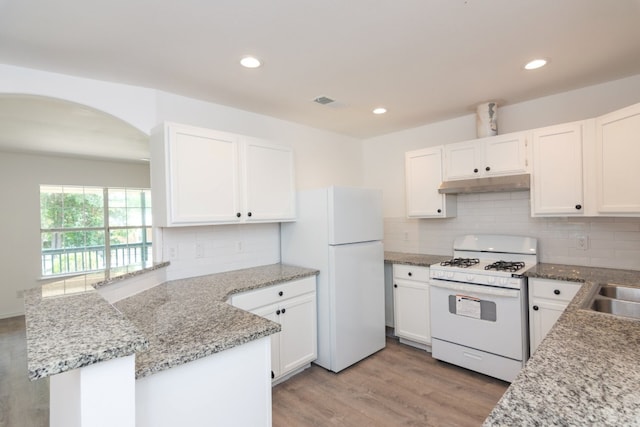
[40,185,152,279]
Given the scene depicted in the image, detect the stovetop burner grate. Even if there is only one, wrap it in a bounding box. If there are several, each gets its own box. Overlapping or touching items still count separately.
[484,261,525,272]
[440,258,480,268]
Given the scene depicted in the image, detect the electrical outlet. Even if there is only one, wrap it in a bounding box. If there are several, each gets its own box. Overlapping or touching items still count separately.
[576,235,589,251]
[236,241,243,253]
[404,231,409,241]
[16,290,24,299]
[168,246,178,259]
[195,243,204,258]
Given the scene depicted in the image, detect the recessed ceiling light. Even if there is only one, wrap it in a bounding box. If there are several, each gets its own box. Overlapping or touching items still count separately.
[240,56,261,68]
[373,107,387,115]
[524,58,547,70]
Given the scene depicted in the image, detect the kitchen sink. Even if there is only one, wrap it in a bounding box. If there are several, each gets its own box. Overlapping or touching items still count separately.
[598,284,640,303]
[589,284,640,320]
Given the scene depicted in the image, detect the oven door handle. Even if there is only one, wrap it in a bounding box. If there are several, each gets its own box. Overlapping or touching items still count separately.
[430,280,520,298]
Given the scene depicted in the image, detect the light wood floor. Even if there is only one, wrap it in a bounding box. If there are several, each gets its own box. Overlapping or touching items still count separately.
[1,317,507,427]
[272,336,508,427]
[0,316,49,427]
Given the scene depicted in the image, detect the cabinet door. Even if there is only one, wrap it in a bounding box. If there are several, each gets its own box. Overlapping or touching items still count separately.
[531,123,584,216]
[393,278,430,345]
[252,303,281,380]
[444,141,480,180]
[243,137,296,222]
[279,293,317,376]
[405,147,454,218]
[166,124,241,224]
[483,133,528,176]
[595,103,640,214]
[529,299,566,355]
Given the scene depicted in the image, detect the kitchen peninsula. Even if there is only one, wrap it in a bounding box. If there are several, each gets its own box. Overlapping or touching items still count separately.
[24,263,317,427]
[485,263,640,425]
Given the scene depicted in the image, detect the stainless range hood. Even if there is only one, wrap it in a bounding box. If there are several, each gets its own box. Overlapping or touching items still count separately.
[438,173,530,194]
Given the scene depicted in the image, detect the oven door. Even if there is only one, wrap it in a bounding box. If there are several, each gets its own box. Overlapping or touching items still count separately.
[430,279,524,360]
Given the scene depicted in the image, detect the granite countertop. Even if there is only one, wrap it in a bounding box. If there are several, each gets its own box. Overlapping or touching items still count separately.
[484,263,640,426]
[114,263,318,379]
[25,262,316,382]
[24,289,148,380]
[384,251,451,267]
[37,261,170,298]
[24,262,168,380]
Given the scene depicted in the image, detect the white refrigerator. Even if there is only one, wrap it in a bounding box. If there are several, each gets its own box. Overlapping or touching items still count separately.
[280,186,385,373]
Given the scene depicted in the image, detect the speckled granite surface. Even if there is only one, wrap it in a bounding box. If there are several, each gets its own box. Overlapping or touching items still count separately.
[114,263,318,379]
[38,261,170,298]
[91,261,170,289]
[24,289,148,380]
[384,251,451,267]
[484,263,640,426]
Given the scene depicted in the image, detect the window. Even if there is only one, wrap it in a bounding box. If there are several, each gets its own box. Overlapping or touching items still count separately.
[40,185,152,277]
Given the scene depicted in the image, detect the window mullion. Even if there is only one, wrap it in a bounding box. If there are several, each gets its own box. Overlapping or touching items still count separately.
[103,188,111,279]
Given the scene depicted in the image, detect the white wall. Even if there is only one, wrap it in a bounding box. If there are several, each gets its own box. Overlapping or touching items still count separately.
[152,91,364,280]
[364,74,640,270]
[0,65,364,316]
[0,151,150,318]
[0,64,157,134]
[155,91,363,189]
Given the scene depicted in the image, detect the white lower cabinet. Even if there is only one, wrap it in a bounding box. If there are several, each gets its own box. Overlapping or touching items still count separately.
[392,264,431,350]
[231,277,317,382]
[529,278,581,354]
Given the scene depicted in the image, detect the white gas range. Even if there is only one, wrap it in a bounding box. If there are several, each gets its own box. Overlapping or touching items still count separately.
[429,234,537,383]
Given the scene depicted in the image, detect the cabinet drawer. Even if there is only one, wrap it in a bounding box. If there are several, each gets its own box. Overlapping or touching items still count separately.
[393,264,430,282]
[530,278,581,302]
[231,276,316,311]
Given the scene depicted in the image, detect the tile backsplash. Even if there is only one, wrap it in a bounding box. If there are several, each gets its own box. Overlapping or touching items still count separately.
[384,191,640,271]
[157,191,640,281]
[159,223,281,281]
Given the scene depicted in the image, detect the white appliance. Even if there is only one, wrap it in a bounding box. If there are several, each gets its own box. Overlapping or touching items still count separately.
[429,234,537,382]
[280,186,385,373]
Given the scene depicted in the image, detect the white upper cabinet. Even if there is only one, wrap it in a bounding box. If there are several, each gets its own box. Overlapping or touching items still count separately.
[444,132,528,180]
[405,146,456,218]
[595,103,640,215]
[151,122,296,227]
[242,136,296,222]
[530,121,591,216]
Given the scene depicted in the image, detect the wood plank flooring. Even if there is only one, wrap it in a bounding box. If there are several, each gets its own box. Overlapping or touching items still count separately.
[272,337,508,427]
[0,316,48,427]
[0,317,507,427]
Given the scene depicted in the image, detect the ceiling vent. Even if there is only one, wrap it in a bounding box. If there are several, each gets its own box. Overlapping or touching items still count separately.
[313,96,335,105]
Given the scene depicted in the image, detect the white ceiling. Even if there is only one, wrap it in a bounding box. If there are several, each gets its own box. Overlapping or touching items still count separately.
[0,94,149,162]
[1,0,640,159]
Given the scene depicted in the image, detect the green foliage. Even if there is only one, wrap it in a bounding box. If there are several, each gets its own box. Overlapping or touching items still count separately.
[40,186,152,276]
[40,187,104,248]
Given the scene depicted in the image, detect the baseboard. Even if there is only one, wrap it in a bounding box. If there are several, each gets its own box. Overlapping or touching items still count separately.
[0,310,25,320]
